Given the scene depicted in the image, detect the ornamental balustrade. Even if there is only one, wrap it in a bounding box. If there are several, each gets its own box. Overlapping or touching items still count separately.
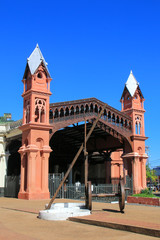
[7,98,133,140]
[49,98,132,138]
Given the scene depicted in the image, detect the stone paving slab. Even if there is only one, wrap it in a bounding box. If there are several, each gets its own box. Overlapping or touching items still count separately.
[69,211,160,238]
[0,198,160,240]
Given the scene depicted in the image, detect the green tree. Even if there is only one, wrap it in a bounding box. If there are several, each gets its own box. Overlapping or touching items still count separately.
[146,162,157,184]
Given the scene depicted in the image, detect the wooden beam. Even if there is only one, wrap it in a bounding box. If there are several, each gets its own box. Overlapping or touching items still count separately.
[46,104,107,209]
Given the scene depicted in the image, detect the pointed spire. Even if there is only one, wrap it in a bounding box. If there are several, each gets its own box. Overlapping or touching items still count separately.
[27,44,50,77]
[125,70,139,97]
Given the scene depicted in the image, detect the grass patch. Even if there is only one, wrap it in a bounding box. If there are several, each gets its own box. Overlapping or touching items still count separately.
[133,188,160,198]
[133,193,159,198]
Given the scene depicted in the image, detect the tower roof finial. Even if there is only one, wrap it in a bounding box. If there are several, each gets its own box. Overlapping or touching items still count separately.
[26,44,50,77]
[125,70,139,97]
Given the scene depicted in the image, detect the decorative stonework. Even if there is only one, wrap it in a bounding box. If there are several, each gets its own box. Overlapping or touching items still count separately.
[35,98,46,123]
[18,45,52,200]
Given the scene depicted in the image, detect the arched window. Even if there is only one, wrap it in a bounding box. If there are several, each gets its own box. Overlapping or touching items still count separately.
[70,106,74,115]
[135,116,142,135]
[116,116,119,126]
[65,107,69,116]
[135,122,138,134]
[49,109,53,119]
[35,106,39,122]
[41,108,45,122]
[120,118,123,127]
[138,122,141,134]
[60,108,64,117]
[85,104,89,113]
[90,104,93,112]
[54,108,59,118]
[80,105,84,113]
[37,72,43,79]
[112,114,115,123]
[25,100,30,123]
[75,106,79,114]
[49,109,53,123]
[108,111,111,121]
[104,109,107,120]
[35,98,46,123]
[95,104,98,113]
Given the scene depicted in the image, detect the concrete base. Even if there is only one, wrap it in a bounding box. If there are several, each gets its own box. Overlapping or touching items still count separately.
[39,202,91,221]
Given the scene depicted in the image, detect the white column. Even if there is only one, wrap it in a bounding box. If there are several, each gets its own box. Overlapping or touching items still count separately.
[0,134,9,188]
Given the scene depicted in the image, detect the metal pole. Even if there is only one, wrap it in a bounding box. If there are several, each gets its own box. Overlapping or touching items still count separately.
[84,119,88,188]
[46,104,107,209]
[84,119,89,207]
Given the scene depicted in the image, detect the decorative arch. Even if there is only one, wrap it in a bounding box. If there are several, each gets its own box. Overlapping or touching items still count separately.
[54,108,59,118]
[112,114,115,123]
[95,104,98,113]
[60,108,64,117]
[75,106,79,114]
[70,106,74,115]
[85,104,89,113]
[120,118,123,127]
[80,105,84,113]
[25,99,30,123]
[65,107,69,116]
[135,115,142,135]
[49,109,53,120]
[116,116,119,125]
[99,106,102,113]
[108,111,111,121]
[90,103,93,112]
[35,98,46,123]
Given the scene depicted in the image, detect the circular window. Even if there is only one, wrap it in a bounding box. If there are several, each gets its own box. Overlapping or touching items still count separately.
[37,72,43,78]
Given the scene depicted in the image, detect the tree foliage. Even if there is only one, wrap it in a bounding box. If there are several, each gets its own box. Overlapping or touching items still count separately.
[146,162,158,184]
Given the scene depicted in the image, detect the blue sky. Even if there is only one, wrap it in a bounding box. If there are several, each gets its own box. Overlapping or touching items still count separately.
[0,0,160,167]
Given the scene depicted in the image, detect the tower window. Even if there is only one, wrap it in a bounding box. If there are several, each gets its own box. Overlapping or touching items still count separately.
[37,72,43,79]
[35,98,46,123]
[135,116,142,135]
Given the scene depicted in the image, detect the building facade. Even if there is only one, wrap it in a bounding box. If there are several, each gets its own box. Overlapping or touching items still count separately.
[0,45,148,199]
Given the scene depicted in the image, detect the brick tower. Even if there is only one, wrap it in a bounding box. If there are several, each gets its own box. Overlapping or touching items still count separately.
[18,44,52,199]
[121,71,148,193]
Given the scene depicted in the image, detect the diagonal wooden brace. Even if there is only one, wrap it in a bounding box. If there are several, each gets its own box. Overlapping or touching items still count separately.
[46,104,107,209]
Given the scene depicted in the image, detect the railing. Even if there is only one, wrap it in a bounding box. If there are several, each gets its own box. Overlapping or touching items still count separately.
[49,98,132,134]
[3,174,132,200]
[8,98,132,135]
[49,175,133,202]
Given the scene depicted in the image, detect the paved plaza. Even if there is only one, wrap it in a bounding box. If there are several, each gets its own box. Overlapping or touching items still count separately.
[0,197,160,240]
